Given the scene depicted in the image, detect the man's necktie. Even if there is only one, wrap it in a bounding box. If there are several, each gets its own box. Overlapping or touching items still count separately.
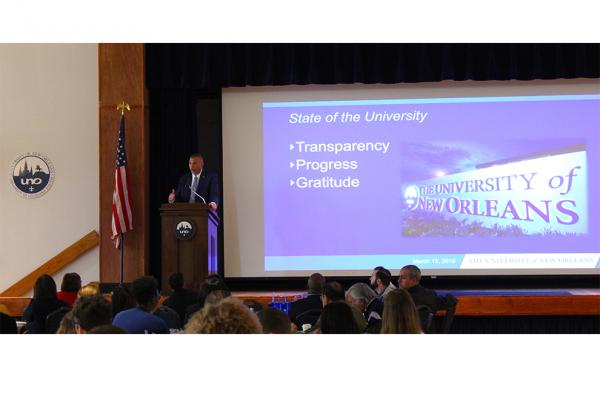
[189,175,198,203]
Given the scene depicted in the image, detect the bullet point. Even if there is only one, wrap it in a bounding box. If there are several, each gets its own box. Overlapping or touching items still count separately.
[290,162,294,168]
[290,180,295,186]
[289,144,294,151]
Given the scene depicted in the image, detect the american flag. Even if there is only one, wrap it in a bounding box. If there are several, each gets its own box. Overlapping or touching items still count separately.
[111,115,133,248]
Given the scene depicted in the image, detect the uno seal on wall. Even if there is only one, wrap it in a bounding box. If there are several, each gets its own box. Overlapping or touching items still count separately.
[10,152,55,199]
[175,220,195,240]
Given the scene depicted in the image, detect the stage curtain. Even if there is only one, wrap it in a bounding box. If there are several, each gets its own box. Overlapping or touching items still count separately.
[146,43,600,89]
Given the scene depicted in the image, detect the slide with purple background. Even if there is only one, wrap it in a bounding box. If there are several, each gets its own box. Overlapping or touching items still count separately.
[263,94,600,272]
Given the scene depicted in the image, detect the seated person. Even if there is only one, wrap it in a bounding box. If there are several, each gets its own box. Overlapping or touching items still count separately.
[312,282,367,333]
[184,298,262,334]
[23,274,68,334]
[56,273,81,307]
[258,308,293,334]
[183,274,229,325]
[72,295,113,334]
[78,282,101,298]
[88,325,127,334]
[319,302,359,334]
[288,273,325,327]
[370,266,396,299]
[397,265,438,311]
[110,284,136,319]
[113,276,169,334]
[380,288,422,334]
[346,283,383,333]
[162,272,197,325]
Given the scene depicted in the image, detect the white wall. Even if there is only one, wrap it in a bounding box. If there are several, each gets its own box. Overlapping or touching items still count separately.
[0,44,99,293]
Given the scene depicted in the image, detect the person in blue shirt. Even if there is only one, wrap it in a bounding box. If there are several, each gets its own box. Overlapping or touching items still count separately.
[113,276,168,334]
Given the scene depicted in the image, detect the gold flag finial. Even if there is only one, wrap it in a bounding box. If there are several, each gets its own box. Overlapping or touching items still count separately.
[117,101,131,116]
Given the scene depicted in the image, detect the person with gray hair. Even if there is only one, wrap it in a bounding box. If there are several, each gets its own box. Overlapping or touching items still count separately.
[346,283,384,333]
[397,264,438,311]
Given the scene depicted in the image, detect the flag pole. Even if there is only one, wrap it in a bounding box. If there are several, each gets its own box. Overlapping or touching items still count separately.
[120,233,125,284]
[116,101,131,285]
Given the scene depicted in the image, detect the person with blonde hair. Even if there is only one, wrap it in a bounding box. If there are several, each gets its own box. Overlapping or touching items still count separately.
[380,288,422,334]
[78,282,101,298]
[184,298,262,334]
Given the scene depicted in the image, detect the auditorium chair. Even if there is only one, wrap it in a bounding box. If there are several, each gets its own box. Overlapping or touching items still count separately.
[294,308,322,329]
[45,307,71,334]
[416,305,435,333]
[440,294,458,334]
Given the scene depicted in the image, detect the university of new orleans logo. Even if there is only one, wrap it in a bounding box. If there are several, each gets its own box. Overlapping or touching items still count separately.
[10,152,55,199]
[175,220,195,240]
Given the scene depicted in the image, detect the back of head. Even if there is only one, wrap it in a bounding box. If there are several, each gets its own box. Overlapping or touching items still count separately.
[184,298,262,334]
[73,295,113,332]
[320,302,359,334]
[34,274,57,301]
[61,273,82,292]
[324,282,345,302]
[381,288,421,334]
[131,276,159,308]
[346,283,377,305]
[258,308,292,334]
[307,273,325,295]
[204,289,231,306]
[168,272,184,291]
[197,275,229,307]
[111,284,136,317]
[78,282,101,298]
[88,325,127,334]
[375,269,391,287]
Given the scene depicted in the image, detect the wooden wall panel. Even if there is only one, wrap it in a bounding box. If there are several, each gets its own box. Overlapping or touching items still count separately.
[99,44,149,282]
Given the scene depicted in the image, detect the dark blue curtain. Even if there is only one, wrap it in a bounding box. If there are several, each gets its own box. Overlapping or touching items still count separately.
[146,44,600,89]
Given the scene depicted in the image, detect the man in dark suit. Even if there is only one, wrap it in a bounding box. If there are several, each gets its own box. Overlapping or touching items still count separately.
[398,265,439,311]
[288,273,325,328]
[168,153,219,211]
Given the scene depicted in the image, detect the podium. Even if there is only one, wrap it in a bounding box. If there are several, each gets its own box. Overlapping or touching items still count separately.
[160,203,219,293]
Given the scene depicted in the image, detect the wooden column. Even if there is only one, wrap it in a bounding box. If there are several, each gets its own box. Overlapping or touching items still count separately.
[98,44,149,282]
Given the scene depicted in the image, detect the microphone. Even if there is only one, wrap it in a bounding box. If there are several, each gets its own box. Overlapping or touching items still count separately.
[189,185,207,204]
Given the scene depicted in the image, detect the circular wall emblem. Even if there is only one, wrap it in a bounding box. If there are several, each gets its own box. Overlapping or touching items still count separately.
[10,152,55,199]
[175,220,195,240]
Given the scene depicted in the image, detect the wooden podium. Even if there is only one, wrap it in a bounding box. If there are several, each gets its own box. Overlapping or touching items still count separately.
[160,203,219,293]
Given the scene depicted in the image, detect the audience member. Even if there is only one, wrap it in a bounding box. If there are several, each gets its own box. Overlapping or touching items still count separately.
[56,311,77,334]
[183,274,229,324]
[72,295,113,333]
[23,274,68,334]
[78,282,101,298]
[184,298,262,334]
[110,284,136,318]
[162,272,198,324]
[370,266,396,299]
[88,325,127,334]
[313,282,367,332]
[380,288,422,334]
[204,289,231,306]
[56,273,81,306]
[258,308,292,334]
[398,265,438,311]
[153,305,181,332]
[346,282,384,333]
[0,304,18,334]
[320,302,359,334]
[113,276,168,334]
[288,273,325,327]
